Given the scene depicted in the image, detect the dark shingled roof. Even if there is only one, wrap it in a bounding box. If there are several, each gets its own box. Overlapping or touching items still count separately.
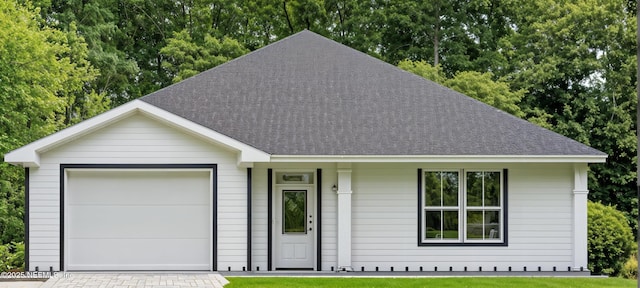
[141,30,605,156]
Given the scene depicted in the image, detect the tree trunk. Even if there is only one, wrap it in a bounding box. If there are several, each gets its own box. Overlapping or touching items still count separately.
[336,3,345,38]
[283,0,295,33]
[433,2,440,66]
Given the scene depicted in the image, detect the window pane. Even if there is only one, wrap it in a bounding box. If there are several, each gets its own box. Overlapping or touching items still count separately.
[466,172,483,206]
[442,172,459,206]
[484,172,500,206]
[442,211,459,239]
[283,190,306,233]
[466,210,484,239]
[425,211,441,239]
[424,172,441,206]
[485,210,500,239]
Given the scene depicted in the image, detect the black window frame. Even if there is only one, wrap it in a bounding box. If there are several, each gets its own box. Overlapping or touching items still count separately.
[417,168,509,247]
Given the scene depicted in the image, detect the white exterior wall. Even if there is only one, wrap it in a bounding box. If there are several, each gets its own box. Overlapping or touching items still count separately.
[350,162,575,272]
[28,113,248,271]
[26,112,584,272]
[251,163,337,271]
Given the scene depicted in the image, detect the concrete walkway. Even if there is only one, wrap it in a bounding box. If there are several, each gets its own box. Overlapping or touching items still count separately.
[38,273,229,288]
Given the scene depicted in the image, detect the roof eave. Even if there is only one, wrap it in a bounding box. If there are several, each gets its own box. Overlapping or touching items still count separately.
[269,154,607,163]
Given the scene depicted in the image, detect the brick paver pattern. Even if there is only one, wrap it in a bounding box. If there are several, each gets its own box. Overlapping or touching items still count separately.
[39,273,228,288]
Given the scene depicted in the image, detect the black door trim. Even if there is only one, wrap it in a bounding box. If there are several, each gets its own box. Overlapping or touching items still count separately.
[24,167,29,271]
[316,168,322,271]
[267,169,273,271]
[246,168,252,271]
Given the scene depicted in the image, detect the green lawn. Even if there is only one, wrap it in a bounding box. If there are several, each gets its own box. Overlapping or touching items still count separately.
[225,277,635,288]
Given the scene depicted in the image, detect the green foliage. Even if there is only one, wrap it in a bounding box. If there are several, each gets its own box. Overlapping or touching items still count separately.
[587,201,634,275]
[0,242,24,272]
[499,0,638,232]
[397,60,445,84]
[110,0,185,99]
[41,0,140,105]
[0,1,66,140]
[324,0,382,56]
[160,30,249,83]
[0,180,24,245]
[445,71,525,118]
[0,0,107,245]
[620,254,637,279]
[288,0,327,31]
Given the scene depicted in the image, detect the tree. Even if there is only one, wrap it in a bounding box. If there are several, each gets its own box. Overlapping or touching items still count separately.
[0,0,107,244]
[160,29,248,83]
[446,71,525,118]
[59,22,112,125]
[499,0,638,230]
[287,0,327,32]
[324,0,382,57]
[397,59,445,83]
[43,0,139,105]
[375,0,513,77]
[111,0,186,100]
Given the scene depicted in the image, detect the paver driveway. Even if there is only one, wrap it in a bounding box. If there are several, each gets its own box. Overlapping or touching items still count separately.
[0,281,44,288]
[39,273,228,288]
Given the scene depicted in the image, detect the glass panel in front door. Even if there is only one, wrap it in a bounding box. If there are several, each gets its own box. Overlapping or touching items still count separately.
[283,190,307,234]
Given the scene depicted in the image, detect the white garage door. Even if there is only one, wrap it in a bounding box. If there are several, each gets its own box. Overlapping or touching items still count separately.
[66,169,212,271]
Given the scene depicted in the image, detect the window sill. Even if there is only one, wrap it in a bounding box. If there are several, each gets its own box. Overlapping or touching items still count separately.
[418,241,508,247]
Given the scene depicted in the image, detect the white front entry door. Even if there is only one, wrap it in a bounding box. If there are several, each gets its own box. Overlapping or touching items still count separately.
[275,187,314,269]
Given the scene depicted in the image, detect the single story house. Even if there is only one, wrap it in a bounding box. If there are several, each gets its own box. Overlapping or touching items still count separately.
[5,30,606,272]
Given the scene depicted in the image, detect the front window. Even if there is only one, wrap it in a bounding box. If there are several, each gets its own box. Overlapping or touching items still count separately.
[419,169,507,246]
[424,171,459,241]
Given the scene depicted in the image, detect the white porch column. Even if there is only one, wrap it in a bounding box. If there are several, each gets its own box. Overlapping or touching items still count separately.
[573,163,589,271]
[336,164,353,271]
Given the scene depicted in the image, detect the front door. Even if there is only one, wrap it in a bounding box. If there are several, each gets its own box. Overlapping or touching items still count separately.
[275,187,314,269]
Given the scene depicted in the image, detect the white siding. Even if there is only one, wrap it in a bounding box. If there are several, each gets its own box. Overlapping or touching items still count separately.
[350,162,575,272]
[28,113,248,271]
[251,163,337,271]
[27,112,581,272]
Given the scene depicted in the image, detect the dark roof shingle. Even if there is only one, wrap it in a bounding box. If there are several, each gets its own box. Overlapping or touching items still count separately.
[141,30,605,156]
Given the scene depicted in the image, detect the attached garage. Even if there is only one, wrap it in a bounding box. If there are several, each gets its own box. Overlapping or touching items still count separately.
[62,165,216,271]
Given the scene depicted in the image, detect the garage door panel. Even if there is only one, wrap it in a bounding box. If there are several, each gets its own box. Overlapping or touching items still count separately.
[66,169,212,271]
[69,205,210,238]
[68,238,210,270]
[67,170,210,205]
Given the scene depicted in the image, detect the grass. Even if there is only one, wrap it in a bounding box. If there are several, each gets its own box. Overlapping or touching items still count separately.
[225,277,636,288]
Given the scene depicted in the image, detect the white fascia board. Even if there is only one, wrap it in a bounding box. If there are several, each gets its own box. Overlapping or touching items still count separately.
[4,150,41,168]
[4,100,270,167]
[269,155,607,163]
[4,101,140,167]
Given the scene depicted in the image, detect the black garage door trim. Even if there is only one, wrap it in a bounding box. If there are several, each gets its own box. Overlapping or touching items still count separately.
[59,164,217,271]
